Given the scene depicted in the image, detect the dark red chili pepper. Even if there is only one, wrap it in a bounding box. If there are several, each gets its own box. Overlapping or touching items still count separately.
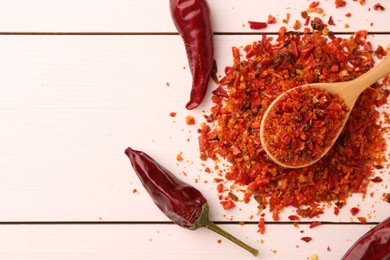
[170,0,215,110]
[125,147,259,256]
[342,217,390,260]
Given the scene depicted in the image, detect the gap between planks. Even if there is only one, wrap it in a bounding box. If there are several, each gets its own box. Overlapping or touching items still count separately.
[0,31,388,36]
[0,221,380,225]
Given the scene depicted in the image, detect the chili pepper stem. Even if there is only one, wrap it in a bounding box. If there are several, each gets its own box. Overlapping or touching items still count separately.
[204,218,259,257]
[194,204,259,256]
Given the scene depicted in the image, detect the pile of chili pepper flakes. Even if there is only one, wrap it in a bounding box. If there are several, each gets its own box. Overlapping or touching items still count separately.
[198,27,390,222]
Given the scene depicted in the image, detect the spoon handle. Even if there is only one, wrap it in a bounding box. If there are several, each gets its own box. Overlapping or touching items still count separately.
[353,54,390,93]
[338,54,390,108]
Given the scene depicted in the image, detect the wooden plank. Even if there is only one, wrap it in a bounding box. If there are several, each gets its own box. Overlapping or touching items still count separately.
[0,0,387,33]
[0,223,378,259]
[0,35,389,221]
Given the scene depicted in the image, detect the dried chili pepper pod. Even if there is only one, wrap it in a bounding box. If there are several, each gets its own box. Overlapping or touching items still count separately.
[341,217,390,260]
[169,0,215,110]
[125,147,259,256]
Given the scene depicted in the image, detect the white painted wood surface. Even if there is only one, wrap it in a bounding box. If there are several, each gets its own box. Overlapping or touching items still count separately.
[0,0,389,259]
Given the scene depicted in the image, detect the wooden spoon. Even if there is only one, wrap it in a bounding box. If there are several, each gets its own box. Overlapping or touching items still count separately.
[260,54,390,168]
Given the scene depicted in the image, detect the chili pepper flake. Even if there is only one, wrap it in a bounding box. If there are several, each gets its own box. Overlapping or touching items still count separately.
[288,215,301,221]
[267,15,277,24]
[309,1,320,8]
[293,20,302,30]
[304,16,311,26]
[220,200,236,210]
[371,176,383,183]
[334,207,340,216]
[301,237,313,242]
[248,21,267,30]
[373,3,385,11]
[283,13,291,24]
[311,17,326,31]
[185,115,195,125]
[383,193,390,203]
[350,207,360,216]
[176,153,183,161]
[345,12,352,17]
[328,16,336,26]
[228,191,239,201]
[335,0,347,8]
[217,183,224,193]
[309,221,322,228]
[357,216,367,223]
[258,217,265,234]
[169,112,177,117]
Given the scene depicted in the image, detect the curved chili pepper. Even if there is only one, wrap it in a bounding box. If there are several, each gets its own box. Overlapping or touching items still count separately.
[342,217,390,260]
[170,0,215,110]
[125,147,259,256]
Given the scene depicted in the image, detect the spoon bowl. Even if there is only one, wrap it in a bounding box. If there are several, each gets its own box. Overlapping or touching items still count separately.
[260,55,390,168]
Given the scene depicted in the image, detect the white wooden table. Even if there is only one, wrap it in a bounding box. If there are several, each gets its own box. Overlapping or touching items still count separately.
[0,1,389,259]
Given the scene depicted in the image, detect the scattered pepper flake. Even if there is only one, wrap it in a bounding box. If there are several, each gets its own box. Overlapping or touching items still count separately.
[304,16,311,26]
[220,200,236,210]
[357,216,367,223]
[132,188,138,193]
[373,3,385,11]
[169,112,177,117]
[185,115,195,125]
[288,215,301,221]
[258,217,265,234]
[248,21,267,30]
[309,221,322,228]
[334,207,340,216]
[217,183,224,193]
[293,20,302,30]
[350,207,360,216]
[335,0,347,8]
[176,153,183,161]
[383,193,390,203]
[345,12,352,17]
[371,176,383,183]
[267,15,277,24]
[328,16,336,26]
[283,13,291,24]
[301,237,313,243]
[228,191,239,201]
[311,17,326,31]
[309,1,320,8]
